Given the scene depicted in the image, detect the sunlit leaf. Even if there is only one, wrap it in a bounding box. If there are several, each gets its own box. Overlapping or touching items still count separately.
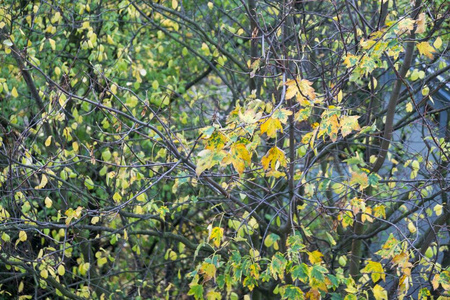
[417,42,435,59]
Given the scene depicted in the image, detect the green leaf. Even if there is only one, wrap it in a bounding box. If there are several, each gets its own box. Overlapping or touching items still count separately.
[187,284,203,300]
[282,285,304,300]
[270,253,287,281]
[291,264,309,283]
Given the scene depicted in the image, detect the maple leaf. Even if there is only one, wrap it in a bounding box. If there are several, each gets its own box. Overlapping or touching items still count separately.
[261,146,287,171]
[209,226,223,247]
[295,107,312,122]
[340,115,360,137]
[395,18,415,34]
[199,262,216,282]
[270,253,287,281]
[196,149,226,176]
[318,114,340,142]
[285,81,298,100]
[222,143,252,175]
[350,171,369,190]
[343,54,359,68]
[205,130,228,150]
[283,285,304,300]
[416,42,435,59]
[361,261,385,283]
[238,108,262,124]
[308,250,324,264]
[188,284,204,299]
[272,108,293,123]
[297,79,316,104]
[373,284,388,300]
[260,116,283,138]
[415,13,426,34]
[359,56,377,76]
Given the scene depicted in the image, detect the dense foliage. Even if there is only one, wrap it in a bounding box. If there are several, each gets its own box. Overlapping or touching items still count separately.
[0,0,449,299]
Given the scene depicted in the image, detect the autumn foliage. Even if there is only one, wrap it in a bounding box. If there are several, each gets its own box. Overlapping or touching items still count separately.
[0,0,449,299]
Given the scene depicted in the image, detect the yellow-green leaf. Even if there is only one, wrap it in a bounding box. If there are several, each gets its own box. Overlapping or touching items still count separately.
[340,115,360,137]
[433,37,442,49]
[350,171,369,190]
[196,149,226,176]
[57,265,65,276]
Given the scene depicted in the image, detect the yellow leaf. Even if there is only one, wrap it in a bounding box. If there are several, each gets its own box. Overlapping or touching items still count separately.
[261,146,287,171]
[200,262,216,282]
[44,197,52,208]
[11,87,18,98]
[172,0,178,9]
[361,261,385,283]
[373,284,388,300]
[433,37,442,49]
[45,136,52,147]
[406,102,413,112]
[19,230,27,242]
[431,273,440,290]
[35,174,48,189]
[113,192,122,202]
[238,108,262,124]
[415,13,426,34]
[222,143,252,175]
[91,216,100,224]
[260,117,283,138]
[308,250,323,264]
[48,38,56,51]
[297,79,316,104]
[107,34,114,45]
[209,227,224,248]
[40,269,48,279]
[285,84,298,100]
[407,221,416,233]
[416,42,435,59]
[433,204,443,216]
[136,193,146,202]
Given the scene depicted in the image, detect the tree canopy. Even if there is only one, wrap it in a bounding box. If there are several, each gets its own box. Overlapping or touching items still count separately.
[0,0,449,299]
